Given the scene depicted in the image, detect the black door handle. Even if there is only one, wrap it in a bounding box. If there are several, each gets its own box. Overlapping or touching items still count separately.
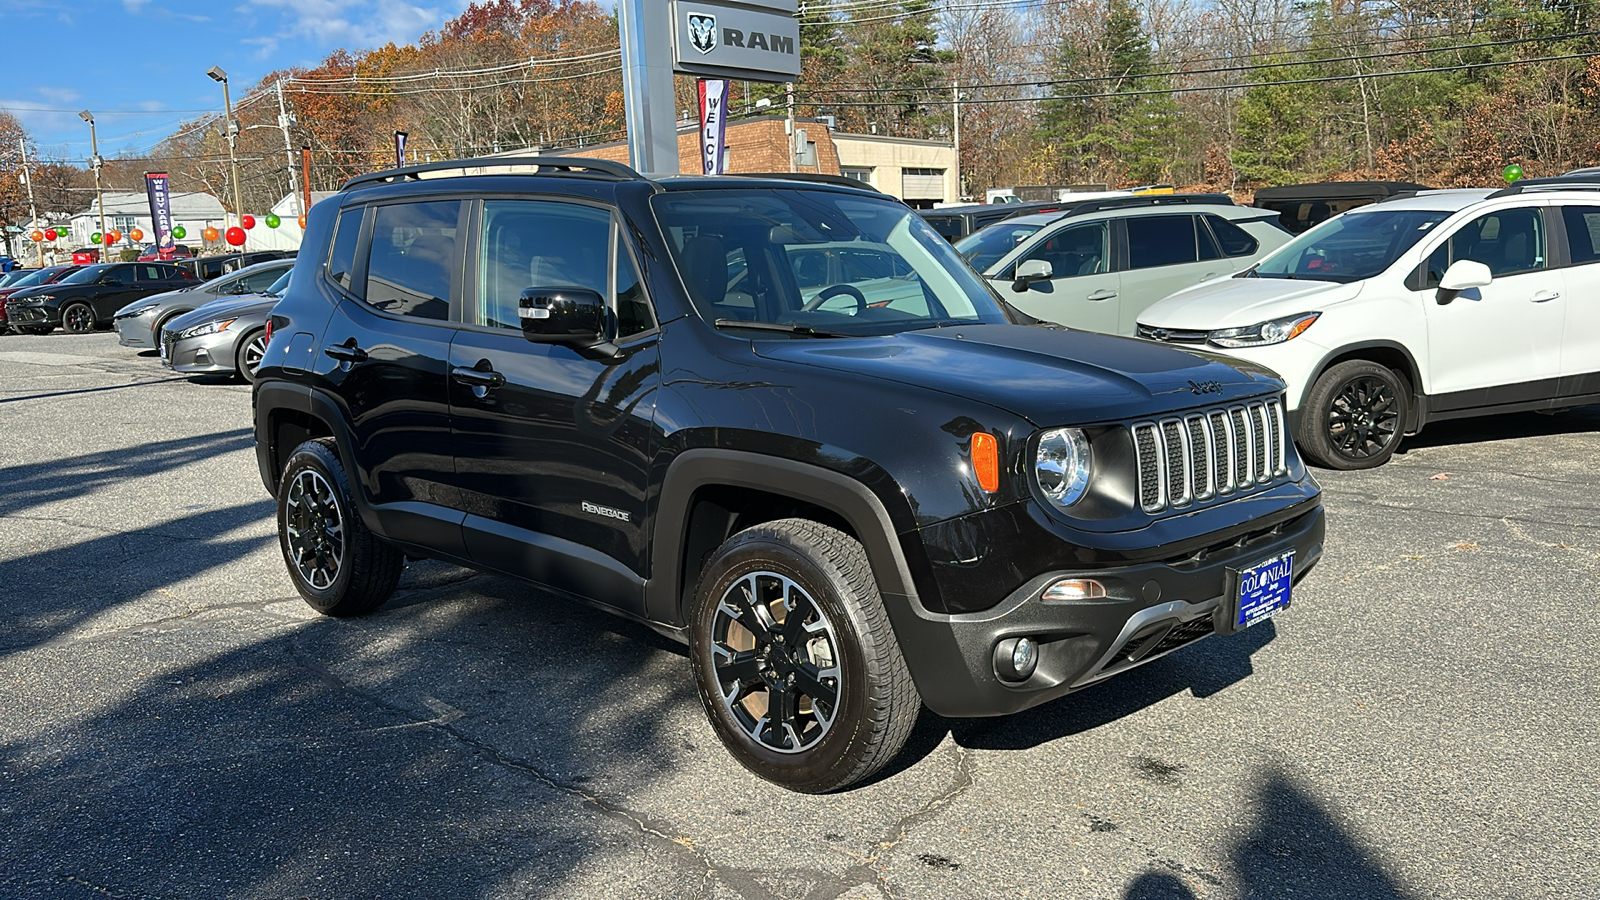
[324,343,368,363]
[451,365,506,389]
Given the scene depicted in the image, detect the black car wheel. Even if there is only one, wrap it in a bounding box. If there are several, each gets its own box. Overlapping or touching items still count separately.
[61,303,95,334]
[236,329,267,384]
[690,518,919,793]
[1298,360,1410,470]
[277,438,404,616]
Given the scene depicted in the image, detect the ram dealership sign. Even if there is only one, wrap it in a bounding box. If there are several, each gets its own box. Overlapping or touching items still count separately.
[673,0,800,82]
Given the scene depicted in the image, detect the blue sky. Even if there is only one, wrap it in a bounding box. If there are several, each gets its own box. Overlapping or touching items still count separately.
[2,0,474,162]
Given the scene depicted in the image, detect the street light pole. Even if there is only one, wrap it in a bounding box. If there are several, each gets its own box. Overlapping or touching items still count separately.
[79,110,107,260]
[19,137,41,266]
[207,66,245,231]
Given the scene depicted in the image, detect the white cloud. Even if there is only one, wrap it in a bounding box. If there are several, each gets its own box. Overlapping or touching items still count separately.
[123,0,151,11]
[37,87,83,105]
[242,0,470,50]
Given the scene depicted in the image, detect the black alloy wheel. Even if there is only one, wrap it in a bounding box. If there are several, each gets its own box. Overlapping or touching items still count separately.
[1299,359,1410,470]
[276,438,404,616]
[61,302,95,334]
[690,519,919,793]
[236,329,267,383]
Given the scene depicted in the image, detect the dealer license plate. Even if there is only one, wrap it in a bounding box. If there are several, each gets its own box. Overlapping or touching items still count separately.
[1236,552,1293,628]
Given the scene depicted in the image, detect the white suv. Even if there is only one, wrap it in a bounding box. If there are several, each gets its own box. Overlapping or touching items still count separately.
[1135,179,1600,469]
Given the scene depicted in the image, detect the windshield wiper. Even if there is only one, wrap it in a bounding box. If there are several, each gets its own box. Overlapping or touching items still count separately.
[714,318,852,338]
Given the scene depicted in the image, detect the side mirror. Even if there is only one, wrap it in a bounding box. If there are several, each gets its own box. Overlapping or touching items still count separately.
[519,287,611,352]
[1011,258,1053,292]
[1436,259,1491,304]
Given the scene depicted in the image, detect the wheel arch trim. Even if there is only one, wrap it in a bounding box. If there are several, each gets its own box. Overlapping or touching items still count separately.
[1300,340,1426,434]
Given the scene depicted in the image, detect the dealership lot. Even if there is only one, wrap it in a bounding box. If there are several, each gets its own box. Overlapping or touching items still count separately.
[1,333,1594,900]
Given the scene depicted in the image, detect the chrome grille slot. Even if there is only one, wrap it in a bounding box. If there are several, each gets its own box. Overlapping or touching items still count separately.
[1131,398,1289,515]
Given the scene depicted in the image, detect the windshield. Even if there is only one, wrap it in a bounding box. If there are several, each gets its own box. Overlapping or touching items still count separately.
[955,221,1046,273]
[1252,208,1450,282]
[652,189,1012,336]
[59,264,111,285]
[11,267,66,288]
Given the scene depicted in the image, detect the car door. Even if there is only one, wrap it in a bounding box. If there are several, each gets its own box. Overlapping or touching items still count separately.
[90,265,146,319]
[1417,204,1564,405]
[1553,204,1600,399]
[312,199,468,556]
[990,219,1120,333]
[1116,214,1233,335]
[448,197,661,617]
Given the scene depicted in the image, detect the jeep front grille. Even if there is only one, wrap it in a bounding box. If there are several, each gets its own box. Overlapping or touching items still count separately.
[1131,399,1288,513]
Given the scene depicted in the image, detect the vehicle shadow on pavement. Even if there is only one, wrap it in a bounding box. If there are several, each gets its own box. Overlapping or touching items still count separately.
[0,562,710,897]
[0,428,254,519]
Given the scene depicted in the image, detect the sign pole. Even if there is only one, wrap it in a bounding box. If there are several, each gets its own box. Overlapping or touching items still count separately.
[620,0,680,174]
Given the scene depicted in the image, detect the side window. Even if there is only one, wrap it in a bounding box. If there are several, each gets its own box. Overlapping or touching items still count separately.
[1206,215,1262,257]
[327,207,363,293]
[1424,207,1547,287]
[364,201,461,321]
[1021,221,1109,277]
[104,266,135,285]
[1126,215,1201,270]
[476,199,610,331]
[241,267,286,292]
[1196,216,1223,261]
[1560,206,1600,265]
[615,232,655,339]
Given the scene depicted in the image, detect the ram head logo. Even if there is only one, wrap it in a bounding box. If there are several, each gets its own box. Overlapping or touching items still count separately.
[688,13,717,54]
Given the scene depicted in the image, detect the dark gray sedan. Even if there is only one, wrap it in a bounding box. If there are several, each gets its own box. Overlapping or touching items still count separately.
[160,271,287,383]
[115,258,292,351]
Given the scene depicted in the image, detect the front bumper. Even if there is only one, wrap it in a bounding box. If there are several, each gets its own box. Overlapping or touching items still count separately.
[165,331,239,374]
[5,303,55,329]
[889,495,1325,718]
[114,311,158,349]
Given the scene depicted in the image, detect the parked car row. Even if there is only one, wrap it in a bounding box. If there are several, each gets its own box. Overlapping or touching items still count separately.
[950,176,1600,470]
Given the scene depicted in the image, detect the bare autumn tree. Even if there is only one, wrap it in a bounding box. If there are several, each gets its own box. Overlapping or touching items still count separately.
[0,112,32,258]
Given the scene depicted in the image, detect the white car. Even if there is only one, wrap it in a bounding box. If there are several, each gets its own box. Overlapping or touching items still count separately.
[975,199,1291,336]
[1136,180,1600,469]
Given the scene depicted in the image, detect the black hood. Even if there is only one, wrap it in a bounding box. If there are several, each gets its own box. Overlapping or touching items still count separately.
[753,323,1282,426]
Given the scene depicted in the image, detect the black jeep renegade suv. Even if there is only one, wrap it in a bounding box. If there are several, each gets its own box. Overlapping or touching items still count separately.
[253,157,1325,792]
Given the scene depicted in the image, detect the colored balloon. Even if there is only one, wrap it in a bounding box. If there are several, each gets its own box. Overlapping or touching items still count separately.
[172,225,186,240]
[130,228,144,242]
[202,227,220,242]
[241,214,256,230]
[91,232,103,244]
[225,226,247,246]
[106,230,122,245]
[30,230,43,242]
[265,213,281,228]
[1503,164,1524,183]
[45,229,57,241]
[297,214,307,229]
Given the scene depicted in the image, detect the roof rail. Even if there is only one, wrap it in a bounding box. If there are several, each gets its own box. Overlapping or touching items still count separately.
[1064,192,1235,216]
[1488,175,1600,198]
[728,172,886,193]
[340,155,644,192]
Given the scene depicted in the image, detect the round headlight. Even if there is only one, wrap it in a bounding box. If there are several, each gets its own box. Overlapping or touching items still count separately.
[1035,427,1091,509]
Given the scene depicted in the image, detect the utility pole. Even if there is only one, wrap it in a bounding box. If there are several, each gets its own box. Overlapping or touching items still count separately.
[952,80,961,203]
[79,111,107,261]
[786,82,796,173]
[276,79,300,218]
[207,66,245,230]
[19,138,41,266]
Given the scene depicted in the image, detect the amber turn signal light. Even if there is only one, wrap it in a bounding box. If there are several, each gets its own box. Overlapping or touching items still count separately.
[971,432,999,493]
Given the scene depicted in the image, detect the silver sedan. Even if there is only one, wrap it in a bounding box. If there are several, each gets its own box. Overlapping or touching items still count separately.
[115,258,292,350]
[159,272,287,383]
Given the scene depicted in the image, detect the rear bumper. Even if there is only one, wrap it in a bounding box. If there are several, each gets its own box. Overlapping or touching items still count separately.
[890,496,1325,717]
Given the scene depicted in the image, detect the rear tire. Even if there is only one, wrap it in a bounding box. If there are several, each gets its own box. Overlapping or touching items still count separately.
[61,303,95,334]
[1298,360,1410,470]
[689,518,919,793]
[276,438,404,616]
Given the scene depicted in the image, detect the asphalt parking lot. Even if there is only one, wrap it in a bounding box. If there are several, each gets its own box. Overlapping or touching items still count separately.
[1,332,1595,900]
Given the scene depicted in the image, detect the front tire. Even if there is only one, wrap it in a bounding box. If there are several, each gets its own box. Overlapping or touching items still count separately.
[61,303,95,334]
[276,438,404,616]
[235,328,267,383]
[689,519,919,793]
[1298,359,1410,469]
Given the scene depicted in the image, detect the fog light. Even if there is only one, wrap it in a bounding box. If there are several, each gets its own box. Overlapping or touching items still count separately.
[1042,578,1106,602]
[994,636,1039,682]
